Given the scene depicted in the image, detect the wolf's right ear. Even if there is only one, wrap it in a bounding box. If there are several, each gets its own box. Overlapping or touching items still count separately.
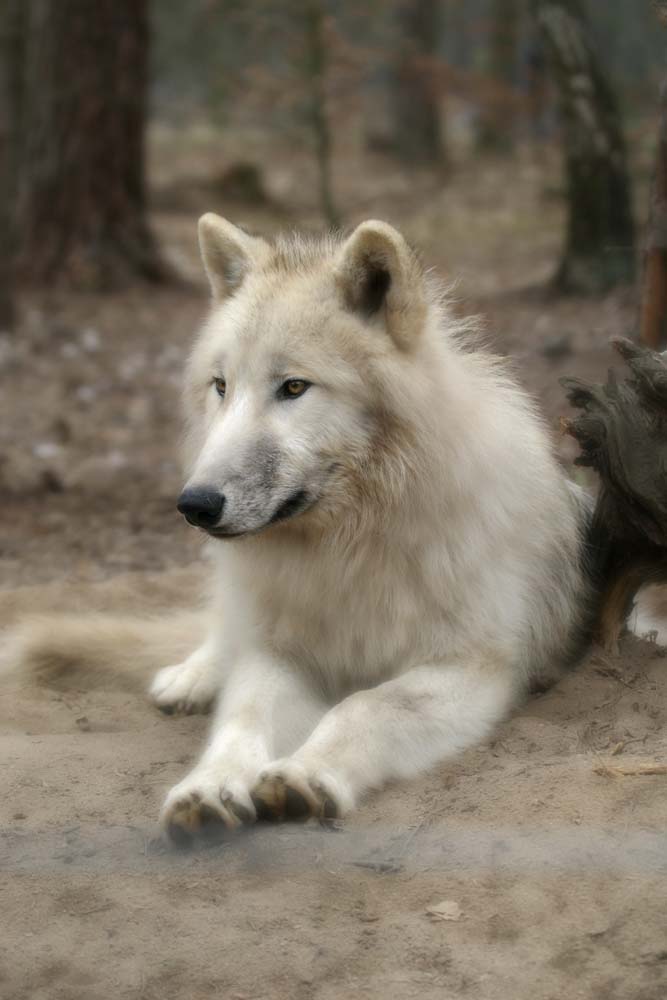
[335,220,426,350]
[198,214,268,300]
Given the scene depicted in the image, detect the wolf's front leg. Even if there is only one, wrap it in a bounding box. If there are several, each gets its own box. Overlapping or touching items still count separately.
[162,656,326,845]
[253,661,520,821]
[149,636,222,715]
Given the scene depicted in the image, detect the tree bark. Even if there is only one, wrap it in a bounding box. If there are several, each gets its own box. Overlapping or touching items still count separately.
[534,0,635,293]
[16,0,164,290]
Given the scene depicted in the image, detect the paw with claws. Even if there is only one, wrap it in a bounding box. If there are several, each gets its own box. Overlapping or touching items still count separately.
[150,656,220,716]
[161,773,255,848]
[162,759,352,846]
[251,760,350,824]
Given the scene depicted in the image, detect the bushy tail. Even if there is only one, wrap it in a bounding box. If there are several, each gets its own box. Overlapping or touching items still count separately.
[0,568,206,691]
[1,611,205,692]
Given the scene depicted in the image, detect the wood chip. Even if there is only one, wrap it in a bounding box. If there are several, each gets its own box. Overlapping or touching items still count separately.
[426,900,462,922]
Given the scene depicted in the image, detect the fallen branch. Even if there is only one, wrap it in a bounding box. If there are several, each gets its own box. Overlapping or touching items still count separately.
[594,762,667,778]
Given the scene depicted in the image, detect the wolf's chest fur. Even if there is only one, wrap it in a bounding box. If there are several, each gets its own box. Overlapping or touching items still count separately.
[222,532,456,694]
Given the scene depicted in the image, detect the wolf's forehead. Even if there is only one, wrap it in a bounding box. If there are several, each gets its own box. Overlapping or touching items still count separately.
[201,261,363,376]
[229,273,337,347]
[201,307,306,381]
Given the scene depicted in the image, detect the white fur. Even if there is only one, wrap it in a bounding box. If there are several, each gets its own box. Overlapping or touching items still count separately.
[156,216,591,838]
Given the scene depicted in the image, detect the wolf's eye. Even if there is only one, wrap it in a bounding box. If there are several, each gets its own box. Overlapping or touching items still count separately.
[279,379,310,400]
[213,377,226,398]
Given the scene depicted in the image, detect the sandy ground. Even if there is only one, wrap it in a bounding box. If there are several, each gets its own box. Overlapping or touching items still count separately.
[1,578,666,1000]
[1,137,667,999]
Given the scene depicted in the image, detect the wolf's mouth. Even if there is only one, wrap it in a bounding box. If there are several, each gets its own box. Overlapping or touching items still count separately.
[204,488,314,540]
[268,489,309,525]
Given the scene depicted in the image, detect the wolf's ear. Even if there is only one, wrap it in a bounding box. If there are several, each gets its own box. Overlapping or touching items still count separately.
[198,214,268,300]
[335,221,426,349]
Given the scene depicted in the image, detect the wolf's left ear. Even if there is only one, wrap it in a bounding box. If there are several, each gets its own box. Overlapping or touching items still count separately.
[198,213,269,300]
[335,221,426,349]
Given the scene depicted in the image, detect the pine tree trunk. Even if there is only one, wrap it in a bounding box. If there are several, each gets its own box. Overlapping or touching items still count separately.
[534,0,635,293]
[16,0,164,289]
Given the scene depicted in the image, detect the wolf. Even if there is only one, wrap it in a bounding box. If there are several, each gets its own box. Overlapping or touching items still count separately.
[11,215,600,845]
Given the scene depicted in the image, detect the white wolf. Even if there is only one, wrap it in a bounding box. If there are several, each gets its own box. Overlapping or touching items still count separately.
[13,216,600,844]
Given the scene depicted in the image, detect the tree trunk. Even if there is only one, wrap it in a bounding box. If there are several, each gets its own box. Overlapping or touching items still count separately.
[640,82,667,349]
[365,0,444,167]
[534,0,635,293]
[477,0,519,153]
[16,0,164,290]
[0,0,24,328]
[303,2,340,228]
[393,0,444,166]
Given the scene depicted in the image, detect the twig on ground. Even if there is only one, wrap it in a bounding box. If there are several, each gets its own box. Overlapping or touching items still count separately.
[594,761,667,777]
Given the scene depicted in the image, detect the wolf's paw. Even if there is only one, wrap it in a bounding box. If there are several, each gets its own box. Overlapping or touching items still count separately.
[150,659,219,716]
[161,774,255,848]
[251,760,350,824]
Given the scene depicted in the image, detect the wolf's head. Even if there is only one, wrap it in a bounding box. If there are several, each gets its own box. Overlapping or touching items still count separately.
[179,215,437,539]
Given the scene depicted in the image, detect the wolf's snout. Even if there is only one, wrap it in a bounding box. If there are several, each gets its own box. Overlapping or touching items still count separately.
[177,487,225,528]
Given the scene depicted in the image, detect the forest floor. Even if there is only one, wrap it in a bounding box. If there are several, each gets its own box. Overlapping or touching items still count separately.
[1,130,666,1000]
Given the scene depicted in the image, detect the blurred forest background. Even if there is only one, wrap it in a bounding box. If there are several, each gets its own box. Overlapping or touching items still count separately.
[1,0,667,584]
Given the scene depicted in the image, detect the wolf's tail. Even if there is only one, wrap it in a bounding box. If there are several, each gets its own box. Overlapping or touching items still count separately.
[1,611,206,691]
[0,569,206,691]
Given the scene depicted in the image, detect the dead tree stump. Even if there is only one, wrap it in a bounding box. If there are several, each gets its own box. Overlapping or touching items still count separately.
[561,338,667,648]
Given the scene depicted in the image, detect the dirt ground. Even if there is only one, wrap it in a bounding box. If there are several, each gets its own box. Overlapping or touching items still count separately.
[1,133,666,999]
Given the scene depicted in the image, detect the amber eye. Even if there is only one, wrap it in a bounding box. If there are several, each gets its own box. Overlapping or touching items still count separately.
[213,377,226,398]
[280,378,310,399]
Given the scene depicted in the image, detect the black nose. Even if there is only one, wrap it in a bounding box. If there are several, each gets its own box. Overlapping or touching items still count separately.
[177,487,225,528]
